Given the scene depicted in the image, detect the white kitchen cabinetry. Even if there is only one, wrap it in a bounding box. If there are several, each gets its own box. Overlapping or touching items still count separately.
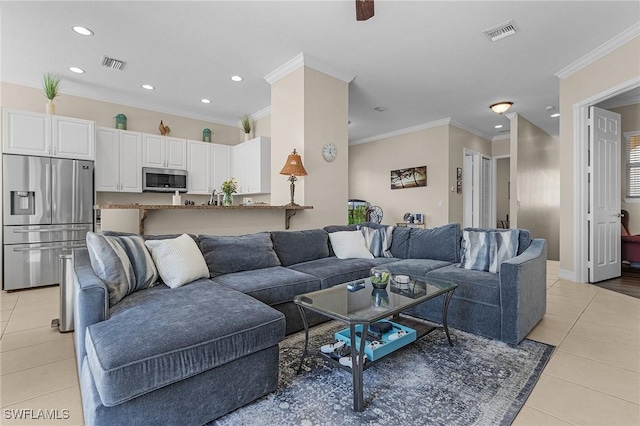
[142,134,187,170]
[232,136,270,195]
[3,108,95,160]
[96,128,142,192]
[186,140,231,195]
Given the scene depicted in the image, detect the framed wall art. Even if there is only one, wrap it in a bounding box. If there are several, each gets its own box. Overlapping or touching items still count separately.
[457,180,462,194]
[391,166,427,189]
[456,167,462,180]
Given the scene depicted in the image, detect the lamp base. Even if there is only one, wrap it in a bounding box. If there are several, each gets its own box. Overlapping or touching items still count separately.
[284,202,301,207]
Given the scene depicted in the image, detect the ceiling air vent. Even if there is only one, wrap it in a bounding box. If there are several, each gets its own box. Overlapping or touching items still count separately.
[483,20,519,42]
[100,55,126,70]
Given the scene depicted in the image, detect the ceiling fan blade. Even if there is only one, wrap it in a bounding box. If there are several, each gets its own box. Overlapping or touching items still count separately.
[355,0,374,21]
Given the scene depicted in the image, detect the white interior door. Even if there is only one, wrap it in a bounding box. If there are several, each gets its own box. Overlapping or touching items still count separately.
[463,151,492,228]
[589,106,621,283]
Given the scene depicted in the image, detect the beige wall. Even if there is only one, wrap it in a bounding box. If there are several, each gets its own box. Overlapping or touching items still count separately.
[492,138,510,156]
[513,114,560,260]
[348,124,491,228]
[253,114,271,138]
[614,103,640,234]
[448,126,492,225]
[270,66,349,229]
[559,37,640,275]
[496,158,510,227]
[349,125,449,227]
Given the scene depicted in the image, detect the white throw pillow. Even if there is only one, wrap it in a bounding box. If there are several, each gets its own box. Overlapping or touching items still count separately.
[329,231,374,259]
[144,234,209,289]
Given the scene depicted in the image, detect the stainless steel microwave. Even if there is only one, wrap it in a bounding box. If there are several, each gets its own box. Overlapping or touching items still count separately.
[142,167,188,192]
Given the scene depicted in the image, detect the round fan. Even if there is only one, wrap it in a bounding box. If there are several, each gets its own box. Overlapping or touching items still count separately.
[366,205,384,224]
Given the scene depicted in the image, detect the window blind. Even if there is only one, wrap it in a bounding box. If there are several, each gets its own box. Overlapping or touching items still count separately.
[627,134,640,197]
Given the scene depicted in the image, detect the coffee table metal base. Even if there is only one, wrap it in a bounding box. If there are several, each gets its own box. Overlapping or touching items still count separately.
[296,289,455,412]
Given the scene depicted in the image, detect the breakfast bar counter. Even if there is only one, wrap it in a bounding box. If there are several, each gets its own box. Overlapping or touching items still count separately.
[95,204,313,234]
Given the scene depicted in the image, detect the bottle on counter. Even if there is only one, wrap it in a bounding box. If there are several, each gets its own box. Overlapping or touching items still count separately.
[172,190,182,206]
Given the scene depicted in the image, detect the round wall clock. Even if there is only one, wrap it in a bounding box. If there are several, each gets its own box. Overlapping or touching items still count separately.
[322,143,337,162]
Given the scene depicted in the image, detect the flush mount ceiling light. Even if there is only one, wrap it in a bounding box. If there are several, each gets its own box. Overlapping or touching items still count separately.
[201,98,211,104]
[68,67,85,74]
[373,106,387,112]
[72,26,93,36]
[490,102,513,115]
[495,124,503,129]
[230,75,243,82]
[141,84,154,90]
[550,113,560,118]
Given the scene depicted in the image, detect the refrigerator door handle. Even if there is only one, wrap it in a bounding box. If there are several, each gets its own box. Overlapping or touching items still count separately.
[45,160,52,221]
[12,226,89,233]
[12,243,86,252]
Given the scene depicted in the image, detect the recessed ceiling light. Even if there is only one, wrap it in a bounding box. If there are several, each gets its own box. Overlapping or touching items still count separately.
[495,124,503,129]
[201,98,211,104]
[141,84,154,90]
[72,26,93,36]
[230,75,243,82]
[550,113,560,118]
[68,67,85,74]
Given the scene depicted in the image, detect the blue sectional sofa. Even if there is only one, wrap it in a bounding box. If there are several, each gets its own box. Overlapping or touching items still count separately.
[73,222,546,426]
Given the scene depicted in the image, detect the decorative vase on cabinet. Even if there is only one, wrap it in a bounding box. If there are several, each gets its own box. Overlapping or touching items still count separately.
[46,100,55,115]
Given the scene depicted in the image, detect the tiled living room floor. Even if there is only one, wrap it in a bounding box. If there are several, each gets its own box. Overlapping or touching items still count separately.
[0,261,638,425]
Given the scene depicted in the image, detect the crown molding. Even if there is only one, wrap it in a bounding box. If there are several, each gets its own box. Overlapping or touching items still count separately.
[250,106,271,121]
[555,22,640,80]
[505,112,517,120]
[264,53,356,85]
[349,117,494,146]
[449,118,493,140]
[350,118,452,146]
[492,133,510,142]
[2,77,240,128]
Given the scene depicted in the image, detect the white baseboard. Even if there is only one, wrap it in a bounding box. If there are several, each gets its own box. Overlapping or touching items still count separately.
[558,269,578,282]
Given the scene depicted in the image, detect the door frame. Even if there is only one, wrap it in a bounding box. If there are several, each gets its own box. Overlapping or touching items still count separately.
[492,154,510,228]
[571,77,640,283]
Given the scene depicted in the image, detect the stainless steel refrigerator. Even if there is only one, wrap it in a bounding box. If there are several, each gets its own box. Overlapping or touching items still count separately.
[3,154,94,290]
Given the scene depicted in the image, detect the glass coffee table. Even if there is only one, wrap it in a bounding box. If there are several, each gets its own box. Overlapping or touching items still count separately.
[293,275,457,412]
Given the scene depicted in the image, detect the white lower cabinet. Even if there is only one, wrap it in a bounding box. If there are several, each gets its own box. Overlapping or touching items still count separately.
[186,140,231,195]
[232,136,270,195]
[96,128,142,192]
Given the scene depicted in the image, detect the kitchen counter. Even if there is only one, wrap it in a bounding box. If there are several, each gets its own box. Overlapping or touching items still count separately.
[95,204,313,234]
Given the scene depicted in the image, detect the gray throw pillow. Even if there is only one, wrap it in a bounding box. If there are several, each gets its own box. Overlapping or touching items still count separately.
[86,232,159,307]
[199,232,281,277]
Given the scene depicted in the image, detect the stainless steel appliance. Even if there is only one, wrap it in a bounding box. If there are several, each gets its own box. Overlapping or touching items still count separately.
[3,154,94,290]
[142,167,187,192]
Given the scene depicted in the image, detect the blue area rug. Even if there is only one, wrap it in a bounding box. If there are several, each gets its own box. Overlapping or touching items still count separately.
[213,319,554,426]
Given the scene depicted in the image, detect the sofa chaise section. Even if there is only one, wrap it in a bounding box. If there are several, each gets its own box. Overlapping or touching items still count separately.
[73,246,286,426]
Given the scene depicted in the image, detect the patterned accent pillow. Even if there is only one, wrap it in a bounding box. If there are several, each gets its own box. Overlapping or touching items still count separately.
[144,234,209,289]
[489,230,520,273]
[86,232,159,307]
[360,225,394,258]
[460,230,491,272]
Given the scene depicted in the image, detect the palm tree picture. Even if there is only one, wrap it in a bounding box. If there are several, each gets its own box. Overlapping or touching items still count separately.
[390,166,427,189]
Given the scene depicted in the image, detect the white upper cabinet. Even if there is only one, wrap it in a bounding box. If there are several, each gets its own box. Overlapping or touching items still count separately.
[186,140,231,195]
[232,136,270,195]
[186,140,210,194]
[142,134,186,170]
[166,137,187,169]
[96,127,142,192]
[211,144,231,193]
[52,116,95,160]
[3,108,94,160]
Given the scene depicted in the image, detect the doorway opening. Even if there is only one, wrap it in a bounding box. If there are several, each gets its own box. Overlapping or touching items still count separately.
[572,77,640,283]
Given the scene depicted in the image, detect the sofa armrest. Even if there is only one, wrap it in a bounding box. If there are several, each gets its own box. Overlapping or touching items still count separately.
[72,248,109,377]
[498,238,547,344]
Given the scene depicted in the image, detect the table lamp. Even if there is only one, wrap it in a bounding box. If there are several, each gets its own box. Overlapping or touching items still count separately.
[279,149,308,206]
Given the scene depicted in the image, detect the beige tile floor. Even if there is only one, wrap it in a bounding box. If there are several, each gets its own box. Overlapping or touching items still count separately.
[0,261,639,425]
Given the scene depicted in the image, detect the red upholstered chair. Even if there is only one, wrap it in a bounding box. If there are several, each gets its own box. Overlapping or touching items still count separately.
[621,210,640,266]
